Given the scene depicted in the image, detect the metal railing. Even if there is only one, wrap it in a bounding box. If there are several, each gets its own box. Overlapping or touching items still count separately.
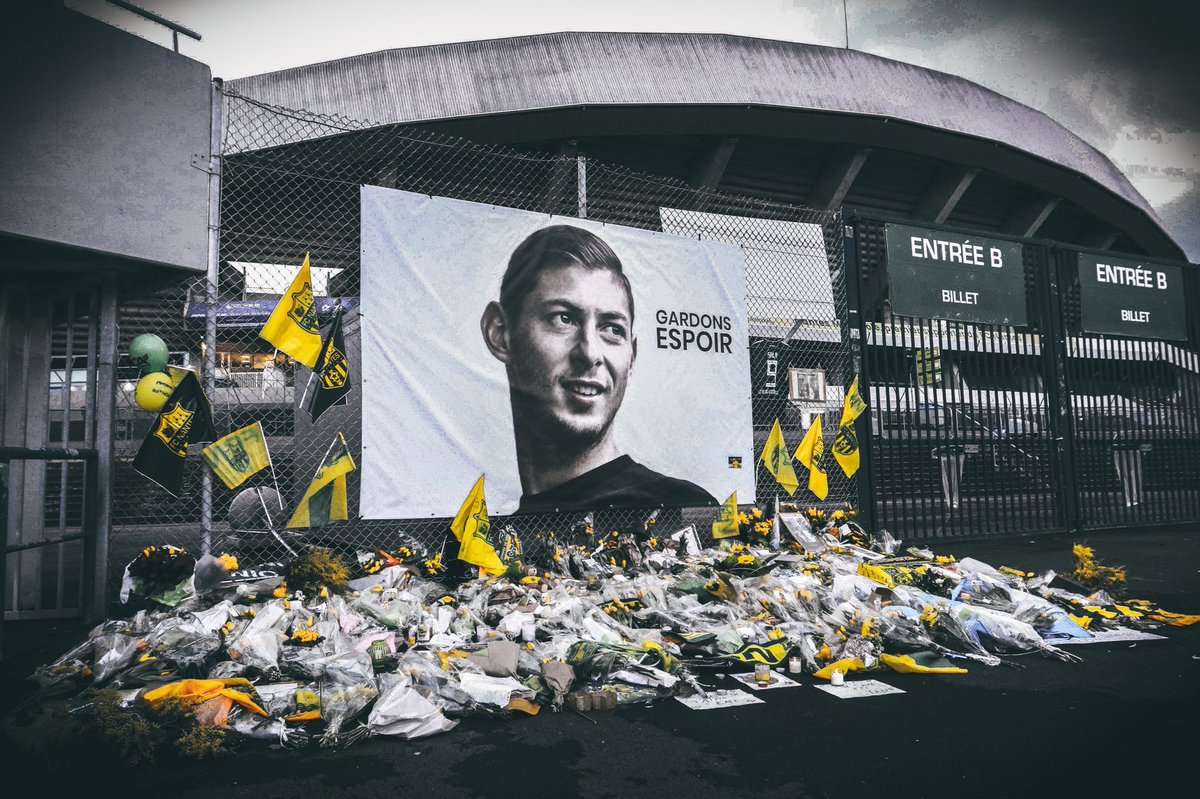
[1,446,101,658]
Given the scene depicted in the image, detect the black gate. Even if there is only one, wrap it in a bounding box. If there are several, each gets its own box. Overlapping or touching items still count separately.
[1055,250,1200,529]
[849,213,1200,541]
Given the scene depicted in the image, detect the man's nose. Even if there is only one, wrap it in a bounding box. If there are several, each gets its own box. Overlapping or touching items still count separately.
[570,322,603,366]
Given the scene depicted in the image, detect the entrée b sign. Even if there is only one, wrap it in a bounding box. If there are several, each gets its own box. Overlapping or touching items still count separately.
[1076,253,1185,341]
[885,223,1027,326]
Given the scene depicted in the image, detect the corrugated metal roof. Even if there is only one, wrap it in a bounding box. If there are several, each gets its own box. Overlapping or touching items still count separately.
[227,31,1161,238]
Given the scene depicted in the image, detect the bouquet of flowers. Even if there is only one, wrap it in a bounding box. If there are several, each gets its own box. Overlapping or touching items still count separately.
[120,545,197,610]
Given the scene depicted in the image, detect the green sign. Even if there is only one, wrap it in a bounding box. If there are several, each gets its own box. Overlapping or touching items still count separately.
[1076,253,1186,341]
[885,223,1027,326]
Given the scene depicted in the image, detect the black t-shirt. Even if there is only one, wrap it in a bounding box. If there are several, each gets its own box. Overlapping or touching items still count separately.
[515,455,718,515]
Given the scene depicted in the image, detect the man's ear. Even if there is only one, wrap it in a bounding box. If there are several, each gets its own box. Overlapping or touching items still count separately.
[481,301,513,364]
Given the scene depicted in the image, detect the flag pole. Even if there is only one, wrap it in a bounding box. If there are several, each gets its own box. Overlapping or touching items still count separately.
[258,421,285,510]
[270,466,285,510]
[256,486,297,558]
[316,432,340,470]
[298,370,316,410]
[770,494,781,550]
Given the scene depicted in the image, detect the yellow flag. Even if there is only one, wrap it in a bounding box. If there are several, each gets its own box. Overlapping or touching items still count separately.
[832,376,867,478]
[880,652,968,675]
[794,416,829,500]
[449,475,507,576]
[761,419,800,496]
[202,422,271,490]
[286,433,356,528]
[711,490,741,539]
[260,254,323,368]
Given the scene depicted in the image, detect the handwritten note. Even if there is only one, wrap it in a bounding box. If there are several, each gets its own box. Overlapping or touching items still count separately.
[814,679,905,700]
[675,689,766,710]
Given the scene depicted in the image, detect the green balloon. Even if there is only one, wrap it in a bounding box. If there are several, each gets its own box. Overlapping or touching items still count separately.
[129,333,169,373]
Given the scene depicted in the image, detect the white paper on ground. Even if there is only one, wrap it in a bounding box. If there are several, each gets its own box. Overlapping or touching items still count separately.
[675,689,765,710]
[368,684,458,739]
[190,600,234,632]
[729,670,802,691]
[814,679,905,699]
[458,673,534,707]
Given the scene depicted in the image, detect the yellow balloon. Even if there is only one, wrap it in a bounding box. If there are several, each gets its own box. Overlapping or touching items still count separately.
[136,372,175,412]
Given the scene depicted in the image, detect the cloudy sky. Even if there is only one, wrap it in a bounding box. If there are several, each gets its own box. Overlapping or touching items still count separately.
[68,0,1199,260]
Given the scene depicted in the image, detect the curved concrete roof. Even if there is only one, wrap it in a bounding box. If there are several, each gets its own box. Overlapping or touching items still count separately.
[229,31,1177,256]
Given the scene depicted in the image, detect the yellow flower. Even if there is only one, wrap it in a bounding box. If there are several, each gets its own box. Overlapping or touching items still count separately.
[751,508,763,519]
[737,554,757,566]
[1073,544,1095,559]
[217,553,239,571]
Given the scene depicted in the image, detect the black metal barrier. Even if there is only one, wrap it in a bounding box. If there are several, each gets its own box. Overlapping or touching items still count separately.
[1,446,99,660]
[848,212,1200,541]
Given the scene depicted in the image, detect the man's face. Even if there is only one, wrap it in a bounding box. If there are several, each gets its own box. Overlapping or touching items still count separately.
[504,264,636,447]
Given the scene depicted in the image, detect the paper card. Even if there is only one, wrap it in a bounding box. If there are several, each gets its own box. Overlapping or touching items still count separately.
[669,525,702,556]
[729,671,802,691]
[814,679,905,699]
[675,689,766,710]
[1054,627,1168,645]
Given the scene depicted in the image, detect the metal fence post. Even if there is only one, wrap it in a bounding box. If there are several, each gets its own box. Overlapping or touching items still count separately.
[91,283,119,622]
[841,215,877,531]
[201,78,225,555]
[576,153,587,219]
[1040,246,1079,533]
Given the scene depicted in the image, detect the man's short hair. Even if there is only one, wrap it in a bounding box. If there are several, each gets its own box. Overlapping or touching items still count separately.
[500,225,634,323]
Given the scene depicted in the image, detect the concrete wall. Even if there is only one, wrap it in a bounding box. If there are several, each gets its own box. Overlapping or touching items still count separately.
[0,2,212,273]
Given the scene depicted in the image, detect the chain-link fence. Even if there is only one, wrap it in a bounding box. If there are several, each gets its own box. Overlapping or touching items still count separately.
[107,86,853,589]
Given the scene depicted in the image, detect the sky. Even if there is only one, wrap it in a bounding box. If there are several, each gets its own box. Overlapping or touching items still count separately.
[66,0,1200,261]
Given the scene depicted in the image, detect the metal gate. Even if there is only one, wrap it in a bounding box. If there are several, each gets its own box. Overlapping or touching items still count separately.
[1054,250,1200,529]
[2,281,112,625]
[849,213,1200,541]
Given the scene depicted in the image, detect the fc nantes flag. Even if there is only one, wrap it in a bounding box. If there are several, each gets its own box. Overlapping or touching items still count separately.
[711,490,741,539]
[761,418,800,496]
[202,423,271,490]
[832,376,867,478]
[795,416,829,500]
[449,475,506,575]
[132,369,217,497]
[260,254,323,369]
[286,433,356,529]
[309,304,351,424]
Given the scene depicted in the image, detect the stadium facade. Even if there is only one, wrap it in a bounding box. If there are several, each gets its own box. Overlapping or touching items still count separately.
[3,21,1196,625]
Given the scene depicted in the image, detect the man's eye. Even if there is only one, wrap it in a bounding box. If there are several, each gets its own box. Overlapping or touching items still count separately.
[600,324,627,341]
[551,313,577,327]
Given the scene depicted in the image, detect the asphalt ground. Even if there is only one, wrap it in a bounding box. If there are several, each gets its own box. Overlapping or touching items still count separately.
[2,523,1198,798]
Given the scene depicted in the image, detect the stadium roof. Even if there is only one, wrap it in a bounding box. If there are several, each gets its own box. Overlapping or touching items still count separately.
[229,31,1182,260]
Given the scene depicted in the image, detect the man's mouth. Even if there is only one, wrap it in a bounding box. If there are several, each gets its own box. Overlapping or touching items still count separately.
[562,379,605,397]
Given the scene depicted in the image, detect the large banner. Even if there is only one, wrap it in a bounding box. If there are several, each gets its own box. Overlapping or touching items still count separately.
[360,187,755,517]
